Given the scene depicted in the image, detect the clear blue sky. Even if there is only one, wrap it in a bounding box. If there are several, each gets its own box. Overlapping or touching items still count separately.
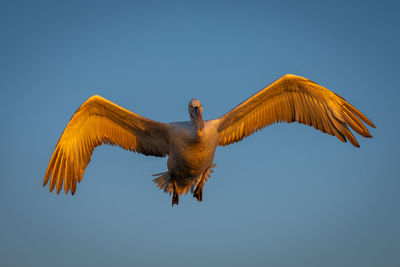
[1,0,399,266]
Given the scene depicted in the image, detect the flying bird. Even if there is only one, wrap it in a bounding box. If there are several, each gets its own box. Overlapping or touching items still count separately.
[43,74,375,205]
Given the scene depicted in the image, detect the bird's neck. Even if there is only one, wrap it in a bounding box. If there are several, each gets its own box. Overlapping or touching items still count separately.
[191,119,204,139]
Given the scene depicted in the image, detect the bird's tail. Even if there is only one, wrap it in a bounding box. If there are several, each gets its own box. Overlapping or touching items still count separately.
[152,172,174,195]
[152,171,181,206]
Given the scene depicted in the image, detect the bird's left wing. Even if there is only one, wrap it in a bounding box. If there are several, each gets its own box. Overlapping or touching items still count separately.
[43,95,170,195]
[217,74,375,147]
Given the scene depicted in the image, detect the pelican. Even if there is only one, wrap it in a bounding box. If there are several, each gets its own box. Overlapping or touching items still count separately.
[43,74,375,205]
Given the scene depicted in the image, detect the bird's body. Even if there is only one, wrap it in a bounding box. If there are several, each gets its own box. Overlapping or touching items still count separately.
[158,120,219,204]
[43,74,375,205]
[168,120,218,179]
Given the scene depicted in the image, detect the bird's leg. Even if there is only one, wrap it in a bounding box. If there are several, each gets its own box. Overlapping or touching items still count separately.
[171,179,179,206]
[193,165,215,202]
[193,180,204,202]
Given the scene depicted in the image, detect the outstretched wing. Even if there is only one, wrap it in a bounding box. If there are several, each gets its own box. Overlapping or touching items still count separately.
[43,95,170,195]
[217,74,375,147]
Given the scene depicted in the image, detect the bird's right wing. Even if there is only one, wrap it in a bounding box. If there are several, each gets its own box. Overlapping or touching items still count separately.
[217,74,375,147]
[43,95,170,195]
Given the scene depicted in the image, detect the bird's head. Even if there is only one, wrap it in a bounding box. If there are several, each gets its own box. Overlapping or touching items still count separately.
[188,99,204,134]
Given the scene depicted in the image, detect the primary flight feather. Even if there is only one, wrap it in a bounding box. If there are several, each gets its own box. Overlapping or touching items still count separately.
[43,74,375,205]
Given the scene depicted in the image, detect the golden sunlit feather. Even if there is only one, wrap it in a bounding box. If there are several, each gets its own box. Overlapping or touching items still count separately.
[44,95,170,195]
[217,74,375,147]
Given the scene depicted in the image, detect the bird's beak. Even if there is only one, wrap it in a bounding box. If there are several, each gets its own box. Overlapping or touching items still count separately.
[194,107,204,131]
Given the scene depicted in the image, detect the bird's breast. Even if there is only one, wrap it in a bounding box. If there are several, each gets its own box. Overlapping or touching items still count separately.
[167,122,218,178]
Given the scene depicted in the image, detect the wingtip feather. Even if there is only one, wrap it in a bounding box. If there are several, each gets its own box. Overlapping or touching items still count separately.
[343,102,375,129]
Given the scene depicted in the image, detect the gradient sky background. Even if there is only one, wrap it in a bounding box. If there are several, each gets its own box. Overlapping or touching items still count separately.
[1,0,399,266]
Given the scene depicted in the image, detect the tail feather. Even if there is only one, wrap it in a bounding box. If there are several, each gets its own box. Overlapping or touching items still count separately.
[152,172,173,195]
[152,163,216,204]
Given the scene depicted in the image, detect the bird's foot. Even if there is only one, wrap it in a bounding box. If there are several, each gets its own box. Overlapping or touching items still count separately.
[172,191,179,206]
[193,186,203,202]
